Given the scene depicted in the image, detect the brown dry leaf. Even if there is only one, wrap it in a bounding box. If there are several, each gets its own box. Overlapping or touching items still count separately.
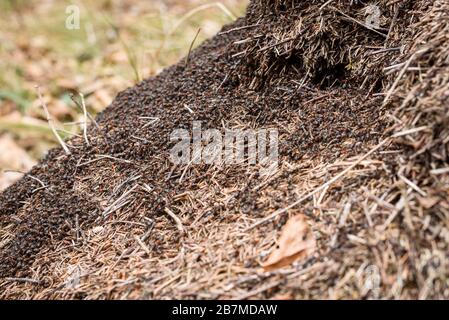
[28,97,72,121]
[94,89,113,107]
[417,196,440,209]
[108,51,129,64]
[262,214,316,272]
[57,78,79,90]
[0,101,17,117]
[25,63,45,79]
[48,100,73,120]
[0,134,36,191]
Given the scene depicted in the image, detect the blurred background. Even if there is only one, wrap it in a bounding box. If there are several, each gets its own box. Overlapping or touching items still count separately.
[0,0,248,191]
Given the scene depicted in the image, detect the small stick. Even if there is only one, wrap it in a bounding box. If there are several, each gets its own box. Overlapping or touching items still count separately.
[319,0,334,11]
[398,174,427,197]
[218,23,260,35]
[392,126,428,138]
[185,28,201,68]
[430,168,449,175]
[303,93,331,105]
[5,277,42,285]
[96,154,132,163]
[70,93,100,129]
[385,5,400,46]
[153,274,182,296]
[330,6,388,37]
[35,86,71,155]
[75,214,80,243]
[164,207,185,235]
[234,281,281,300]
[183,104,194,114]
[134,235,151,255]
[367,47,401,56]
[216,72,230,92]
[383,49,427,106]
[178,149,201,184]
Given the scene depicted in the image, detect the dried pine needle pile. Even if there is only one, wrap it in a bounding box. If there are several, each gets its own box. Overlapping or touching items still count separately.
[0,0,448,299]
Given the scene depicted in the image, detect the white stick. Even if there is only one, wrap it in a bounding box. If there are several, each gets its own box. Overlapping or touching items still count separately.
[35,86,71,155]
[164,207,185,235]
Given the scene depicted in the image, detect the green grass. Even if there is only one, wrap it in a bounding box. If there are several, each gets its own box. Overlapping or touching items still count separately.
[0,0,248,159]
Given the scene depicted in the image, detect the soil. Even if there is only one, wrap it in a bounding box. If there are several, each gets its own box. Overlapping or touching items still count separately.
[0,0,448,299]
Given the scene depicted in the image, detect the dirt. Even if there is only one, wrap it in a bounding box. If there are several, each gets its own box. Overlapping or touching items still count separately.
[0,0,448,299]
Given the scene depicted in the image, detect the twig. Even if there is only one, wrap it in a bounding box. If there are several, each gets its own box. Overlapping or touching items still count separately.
[77,154,133,167]
[392,126,428,138]
[70,93,100,129]
[319,0,334,11]
[430,168,449,175]
[367,47,401,56]
[303,93,331,105]
[183,104,194,114]
[218,23,261,35]
[103,184,138,218]
[216,72,230,92]
[110,219,154,269]
[398,174,427,197]
[5,277,42,285]
[257,37,294,53]
[383,49,427,106]
[140,116,160,128]
[134,235,151,255]
[385,4,400,45]
[234,281,281,300]
[35,86,71,155]
[75,214,80,242]
[153,274,182,296]
[329,6,387,37]
[179,150,201,183]
[164,207,185,235]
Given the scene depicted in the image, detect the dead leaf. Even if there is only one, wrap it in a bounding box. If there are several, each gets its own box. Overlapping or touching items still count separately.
[0,134,36,191]
[108,51,129,64]
[57,78,79,90]
[48,100,73,120]
[417,196,440,209]
[262,214,316,272]
[94,89,113,107]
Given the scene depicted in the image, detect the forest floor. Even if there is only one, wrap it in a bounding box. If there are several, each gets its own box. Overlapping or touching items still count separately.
[0,0,448,299]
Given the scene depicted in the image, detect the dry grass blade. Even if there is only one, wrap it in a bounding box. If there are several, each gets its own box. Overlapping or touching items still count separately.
[35,86,71,155]
[164,208,185,235]
[185,28,202,68]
